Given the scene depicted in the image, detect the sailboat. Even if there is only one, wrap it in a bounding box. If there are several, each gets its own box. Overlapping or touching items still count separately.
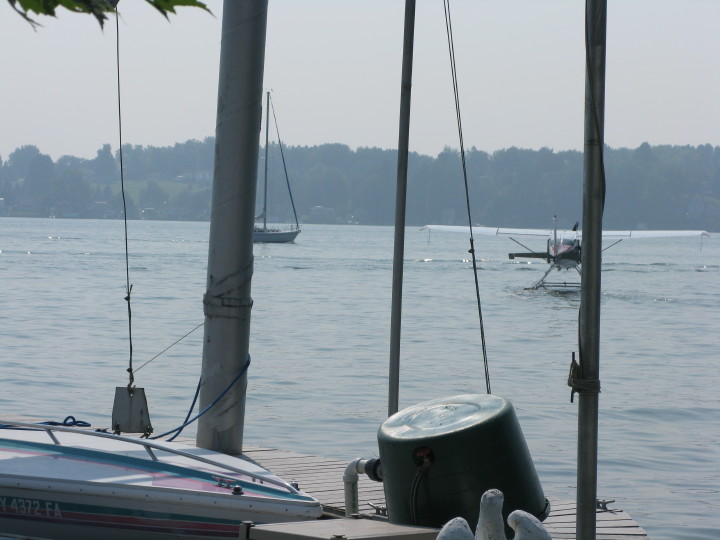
[253,91,301,243]
[0,3,320,538]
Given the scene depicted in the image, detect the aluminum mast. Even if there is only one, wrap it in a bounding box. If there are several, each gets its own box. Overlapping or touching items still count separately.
[197,0,268,454]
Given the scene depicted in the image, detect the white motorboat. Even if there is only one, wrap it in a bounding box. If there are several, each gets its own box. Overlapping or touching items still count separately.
[0,420,322,539]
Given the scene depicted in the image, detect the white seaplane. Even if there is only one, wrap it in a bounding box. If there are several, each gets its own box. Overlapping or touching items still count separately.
[422,217,709,290]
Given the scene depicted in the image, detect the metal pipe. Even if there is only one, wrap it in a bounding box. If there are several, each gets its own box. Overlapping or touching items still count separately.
[197,0,268,455]
[343,458,365,517]
[343,458,382,517]
[577,1,607,538]
[388,0,416,417]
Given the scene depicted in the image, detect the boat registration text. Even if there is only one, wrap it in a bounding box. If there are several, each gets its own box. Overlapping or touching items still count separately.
[0,497,62,518]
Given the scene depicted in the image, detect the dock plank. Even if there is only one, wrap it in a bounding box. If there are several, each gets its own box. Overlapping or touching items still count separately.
[242,446,649,540]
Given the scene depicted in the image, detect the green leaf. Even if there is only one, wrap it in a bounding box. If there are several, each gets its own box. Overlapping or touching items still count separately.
[8,0,211,28]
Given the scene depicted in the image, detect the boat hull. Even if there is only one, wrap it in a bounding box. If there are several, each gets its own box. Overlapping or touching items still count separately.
[0,425,322,539]
[0,481,299,539]
[253,228,300,243]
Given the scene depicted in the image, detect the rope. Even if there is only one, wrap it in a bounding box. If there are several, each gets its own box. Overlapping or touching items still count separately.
[115,9,134,391]
[150,355,251,441]
[166,376,202,442]
[443,0,492,394]
[567,352,601,403]
[40,416,91,428]
[0,417,91,430]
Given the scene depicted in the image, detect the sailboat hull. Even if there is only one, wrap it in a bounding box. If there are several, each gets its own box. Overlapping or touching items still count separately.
[253,228,300,243]
[0,424,322,539]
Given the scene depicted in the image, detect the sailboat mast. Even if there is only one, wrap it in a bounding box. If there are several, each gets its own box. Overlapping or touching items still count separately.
[263,91,270,231]
[388,0,416,417]
[577,1,607,538]
[197,0,267,455]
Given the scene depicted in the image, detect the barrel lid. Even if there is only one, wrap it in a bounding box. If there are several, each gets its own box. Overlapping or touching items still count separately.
[379,394,511,440]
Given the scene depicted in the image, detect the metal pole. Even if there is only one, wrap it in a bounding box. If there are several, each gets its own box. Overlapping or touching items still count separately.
[577,0,607,538]
[263,91,270,231]
[388,0,416,417]
[197,0,267,454]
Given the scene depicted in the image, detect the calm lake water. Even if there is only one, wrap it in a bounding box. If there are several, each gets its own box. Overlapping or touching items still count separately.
[0,217,718,539]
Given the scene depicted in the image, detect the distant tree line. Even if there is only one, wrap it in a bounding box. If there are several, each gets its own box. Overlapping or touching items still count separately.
[0,139,717,231]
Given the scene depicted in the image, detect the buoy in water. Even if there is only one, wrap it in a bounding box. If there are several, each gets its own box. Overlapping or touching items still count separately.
[377,394,549,531]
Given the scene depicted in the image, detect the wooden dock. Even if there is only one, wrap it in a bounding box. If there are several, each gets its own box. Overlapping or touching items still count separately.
[0,420,648,539]
[242,446,650,540]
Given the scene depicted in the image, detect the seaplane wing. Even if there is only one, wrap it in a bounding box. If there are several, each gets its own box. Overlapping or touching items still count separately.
[592,229,710,240]
[421,225,709,240]
[420,225,555,237]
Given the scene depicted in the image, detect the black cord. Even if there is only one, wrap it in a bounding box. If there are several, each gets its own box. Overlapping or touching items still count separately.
[409,453,433,525]
[409,467,423,525]
[115,8,134,390]
[443,0,491,394]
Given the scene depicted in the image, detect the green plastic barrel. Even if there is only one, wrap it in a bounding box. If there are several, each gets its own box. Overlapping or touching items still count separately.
[377,394,549,531]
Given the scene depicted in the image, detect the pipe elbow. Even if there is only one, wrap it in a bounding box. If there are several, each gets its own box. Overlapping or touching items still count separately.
[343,458,366,483]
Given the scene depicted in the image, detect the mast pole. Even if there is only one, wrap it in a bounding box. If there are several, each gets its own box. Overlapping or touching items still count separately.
[263,91,270,231]
[577,0,607,538]
[197,0,267,454]
[388,0,416,417]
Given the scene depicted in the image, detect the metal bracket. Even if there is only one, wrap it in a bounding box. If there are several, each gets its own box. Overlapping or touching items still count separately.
[111,386,153,435]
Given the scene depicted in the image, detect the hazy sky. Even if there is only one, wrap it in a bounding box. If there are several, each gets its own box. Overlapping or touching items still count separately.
[1,1,718,161]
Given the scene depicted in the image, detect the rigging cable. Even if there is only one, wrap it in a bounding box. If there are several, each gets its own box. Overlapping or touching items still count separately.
[269,94,301,230]
[115,9,134,391]
[133,321,205,374]
[442,0,491,394]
